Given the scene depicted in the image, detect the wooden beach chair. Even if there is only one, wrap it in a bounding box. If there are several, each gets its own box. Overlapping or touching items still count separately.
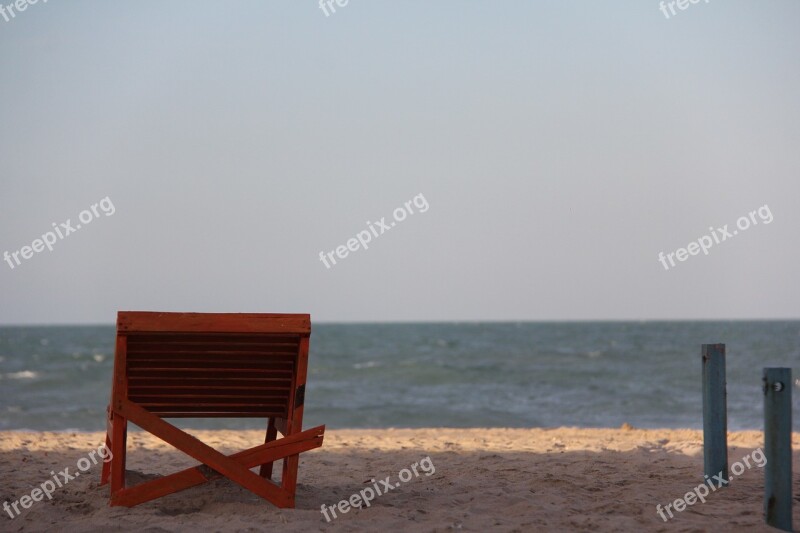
[100,312,325,508]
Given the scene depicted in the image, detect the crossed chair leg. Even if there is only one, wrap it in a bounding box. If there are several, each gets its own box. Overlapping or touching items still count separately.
[100,400,324,508]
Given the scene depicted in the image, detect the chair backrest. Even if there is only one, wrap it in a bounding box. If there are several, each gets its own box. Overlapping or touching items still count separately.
[114,312,311,419]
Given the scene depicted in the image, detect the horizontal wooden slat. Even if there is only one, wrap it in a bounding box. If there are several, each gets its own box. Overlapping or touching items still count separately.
[129,373,292,381]
[127,353,298,363]
[127,360,294,371]
[127,361,293,369]
[128,341,299,352]
[146,405,288,417]
[128,379,292,389]
[127,348,299,357]
[155,412,286,418]
[118,312,310,335]
[127,334,301,345]
[128,389,290,396]
[129,388,290,397]
[128,388,291,401]
[130,397,289,405]
[135,398,288,406]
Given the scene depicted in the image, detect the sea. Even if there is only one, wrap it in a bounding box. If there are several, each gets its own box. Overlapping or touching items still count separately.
[1,321,798,432]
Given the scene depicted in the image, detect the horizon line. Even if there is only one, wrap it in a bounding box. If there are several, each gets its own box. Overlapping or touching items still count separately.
[1,317,799,327]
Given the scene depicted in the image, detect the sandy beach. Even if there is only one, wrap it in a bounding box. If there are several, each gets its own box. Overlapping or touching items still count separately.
[1,427,797,532]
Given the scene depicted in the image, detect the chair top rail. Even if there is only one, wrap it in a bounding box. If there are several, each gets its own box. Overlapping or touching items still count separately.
[117,312,311,335]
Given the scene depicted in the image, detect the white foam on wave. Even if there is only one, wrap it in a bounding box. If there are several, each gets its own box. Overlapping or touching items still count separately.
[3,370,39,379]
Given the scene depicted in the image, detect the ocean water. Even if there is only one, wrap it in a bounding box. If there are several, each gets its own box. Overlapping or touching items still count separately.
[0,322,798,432]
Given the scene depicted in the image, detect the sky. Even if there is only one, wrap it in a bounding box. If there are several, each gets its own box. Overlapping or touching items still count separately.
[0,1,799,324]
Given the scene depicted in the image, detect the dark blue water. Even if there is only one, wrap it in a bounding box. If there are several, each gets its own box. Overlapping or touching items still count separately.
[1,322,798,431]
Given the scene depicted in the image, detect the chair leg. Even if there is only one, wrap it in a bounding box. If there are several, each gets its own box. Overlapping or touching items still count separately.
[100,433,112,485]
[258,418,278,479]
[279,417,298,506]
[109,412,128,499]
[100,406,113,486]
[281,453,299,507]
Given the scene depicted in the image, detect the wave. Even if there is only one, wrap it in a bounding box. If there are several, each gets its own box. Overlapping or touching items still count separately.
[2,370,40,380]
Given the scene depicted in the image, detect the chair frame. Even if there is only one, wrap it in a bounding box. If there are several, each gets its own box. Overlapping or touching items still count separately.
[100,311,324,508]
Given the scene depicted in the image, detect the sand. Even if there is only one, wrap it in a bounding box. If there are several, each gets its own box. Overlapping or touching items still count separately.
[0,427,797,532]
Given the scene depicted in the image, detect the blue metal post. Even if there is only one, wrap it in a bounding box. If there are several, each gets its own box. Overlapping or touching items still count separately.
[763,367,792,532]
[702,344,728,484]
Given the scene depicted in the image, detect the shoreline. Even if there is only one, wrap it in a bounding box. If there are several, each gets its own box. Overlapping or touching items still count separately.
[0,424,774,433]
[2,428,797,531]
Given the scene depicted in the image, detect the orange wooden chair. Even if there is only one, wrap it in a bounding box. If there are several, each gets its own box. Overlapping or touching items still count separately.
[100,312,325,508]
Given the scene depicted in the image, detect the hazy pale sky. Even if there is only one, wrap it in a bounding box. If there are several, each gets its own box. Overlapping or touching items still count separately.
[1,1,798,324]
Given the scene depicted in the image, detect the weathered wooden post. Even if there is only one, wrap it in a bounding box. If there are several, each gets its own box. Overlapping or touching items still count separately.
[763,367,792,532]
[702,344,728,484]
